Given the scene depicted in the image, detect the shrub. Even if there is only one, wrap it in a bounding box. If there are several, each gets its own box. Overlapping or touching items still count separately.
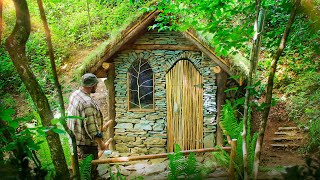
[168,144,210,180]
[286,72,320,152]
[216,100,258,179]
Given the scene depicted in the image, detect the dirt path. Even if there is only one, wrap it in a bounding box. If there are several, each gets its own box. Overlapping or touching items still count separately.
[258,102,307,167]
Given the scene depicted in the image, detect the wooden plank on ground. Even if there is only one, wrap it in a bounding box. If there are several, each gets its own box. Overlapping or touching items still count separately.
[278,127,298,131]
[272,136,303,141]
[274,132,297,136]
[271,144,300,148]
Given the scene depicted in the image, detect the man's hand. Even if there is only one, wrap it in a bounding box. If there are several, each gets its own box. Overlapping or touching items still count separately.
[100,143,107,151]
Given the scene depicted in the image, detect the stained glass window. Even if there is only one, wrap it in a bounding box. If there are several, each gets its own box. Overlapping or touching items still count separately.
[128,58,154,111]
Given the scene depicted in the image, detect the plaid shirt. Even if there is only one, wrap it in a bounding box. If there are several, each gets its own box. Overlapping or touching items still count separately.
[67,89,103,146]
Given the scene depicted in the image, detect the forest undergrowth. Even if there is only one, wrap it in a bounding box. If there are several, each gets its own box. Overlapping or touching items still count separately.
[0,0,319,179]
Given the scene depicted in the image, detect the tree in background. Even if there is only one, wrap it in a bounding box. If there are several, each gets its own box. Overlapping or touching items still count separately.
[4,0,69,178]
[36,0,80,178]
[0,0,3,44]
[252,1,301,179]
[242,1,266,179]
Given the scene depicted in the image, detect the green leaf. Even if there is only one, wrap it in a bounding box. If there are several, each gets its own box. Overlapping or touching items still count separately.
[52,128,65,134]
[224,87,239,92]
[0,108,15,122]
[36,129,47,136]
[51,118,60,125]
[9,120,19,129]
[229,75,240,80]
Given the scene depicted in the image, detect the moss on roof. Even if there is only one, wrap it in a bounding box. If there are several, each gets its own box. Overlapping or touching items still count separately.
[75,10,147,78]
[76,6,250,80]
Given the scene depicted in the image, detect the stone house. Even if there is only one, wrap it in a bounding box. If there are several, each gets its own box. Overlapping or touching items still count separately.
[79,11,246,155]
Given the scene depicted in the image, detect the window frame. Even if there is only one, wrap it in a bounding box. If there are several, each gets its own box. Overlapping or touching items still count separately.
[127,60,155,112]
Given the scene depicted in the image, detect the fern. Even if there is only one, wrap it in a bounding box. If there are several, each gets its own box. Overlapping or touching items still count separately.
[80,154,93,180]
[217,100,258,179]
[167,144,206,180]
[109,165,126,180]
[220,100,241,139]
[168,144,184,180]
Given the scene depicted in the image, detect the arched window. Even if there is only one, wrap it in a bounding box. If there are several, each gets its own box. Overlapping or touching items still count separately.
[128,58,154,111]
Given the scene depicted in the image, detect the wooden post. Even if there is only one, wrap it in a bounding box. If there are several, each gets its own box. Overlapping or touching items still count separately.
[229,139,237,180]
[216,70,227,146]
[104,63,116,150]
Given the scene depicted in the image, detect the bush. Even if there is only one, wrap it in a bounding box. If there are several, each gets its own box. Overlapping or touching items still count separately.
[0,47,22,92]
[286,72,320,152]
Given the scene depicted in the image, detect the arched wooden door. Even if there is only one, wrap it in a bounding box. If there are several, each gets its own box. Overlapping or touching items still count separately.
[166,60,203,152]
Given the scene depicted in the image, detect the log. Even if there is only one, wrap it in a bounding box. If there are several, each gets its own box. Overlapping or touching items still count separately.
[212,66,221,73]
[92,147,232,165]
[216,70,228,146]
[272,137,303,141]
[105,64,116,150]
[274,132,296,136]
[90,11,159,73]
[182,31,233,76]
[278,127,298,131]
[270,143,300,148]
[125,44,199,51]
[102,62,111,70]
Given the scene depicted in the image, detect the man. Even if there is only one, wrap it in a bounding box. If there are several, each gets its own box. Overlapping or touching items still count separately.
[67,73,106,179]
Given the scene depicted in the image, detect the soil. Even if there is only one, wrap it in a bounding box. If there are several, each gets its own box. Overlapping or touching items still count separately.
[253,101,307,168]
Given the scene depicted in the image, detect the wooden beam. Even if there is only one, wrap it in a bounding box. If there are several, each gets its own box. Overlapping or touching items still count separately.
[95,67,107,78]
[182,31,233,76]
[102,62,111,70]
[125,44,200,51]
[212,66,221,74]
[216,70,228,146]
[104,63,116,150]
[90,10,159,73]
[92,147,232,164]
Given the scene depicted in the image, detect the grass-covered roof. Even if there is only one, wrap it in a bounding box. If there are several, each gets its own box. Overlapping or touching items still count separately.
[76,10,250,81]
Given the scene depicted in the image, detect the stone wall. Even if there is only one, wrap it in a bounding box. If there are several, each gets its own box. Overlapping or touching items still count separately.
[112,30,218,155]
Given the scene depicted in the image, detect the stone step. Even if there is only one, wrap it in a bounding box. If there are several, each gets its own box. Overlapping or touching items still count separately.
[278,127,298,131]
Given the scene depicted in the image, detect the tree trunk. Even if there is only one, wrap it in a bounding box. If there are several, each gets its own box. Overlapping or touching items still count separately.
[5,0,69,178]
[0,0,3,45]
[36,0,79,179]
[86,0,92,42]
[242,1,264,179]
[252,1,300,179]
